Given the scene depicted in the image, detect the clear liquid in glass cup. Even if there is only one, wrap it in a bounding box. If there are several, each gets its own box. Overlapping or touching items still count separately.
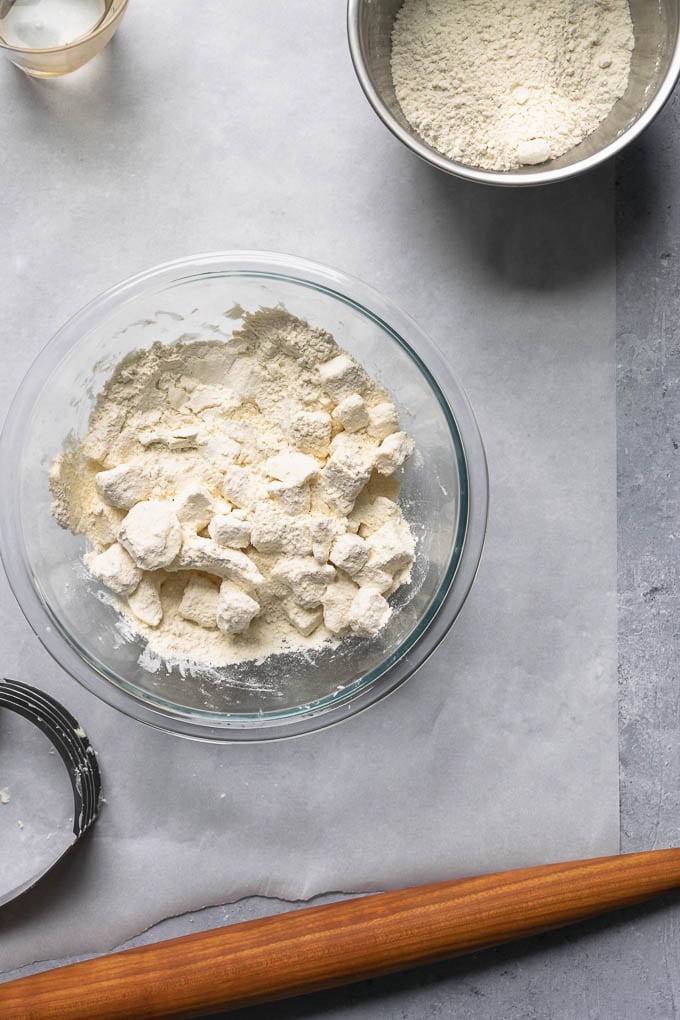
[0,0,106,48]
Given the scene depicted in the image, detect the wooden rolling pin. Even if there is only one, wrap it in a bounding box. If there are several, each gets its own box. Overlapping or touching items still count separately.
[2,849,680,1020]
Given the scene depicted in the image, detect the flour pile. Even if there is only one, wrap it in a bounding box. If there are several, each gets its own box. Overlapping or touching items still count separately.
[49,309,416,670]
[391,0,634,172]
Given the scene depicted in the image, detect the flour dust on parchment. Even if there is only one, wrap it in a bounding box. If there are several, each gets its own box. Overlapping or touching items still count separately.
[391,0,635,171]
[49,309,417,671]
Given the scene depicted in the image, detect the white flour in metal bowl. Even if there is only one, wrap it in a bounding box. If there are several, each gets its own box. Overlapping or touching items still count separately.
[49,309,417,669]
[391,0,635,171]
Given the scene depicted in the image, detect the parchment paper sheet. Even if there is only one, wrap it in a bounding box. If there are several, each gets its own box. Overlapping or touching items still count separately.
[0,0,618,973]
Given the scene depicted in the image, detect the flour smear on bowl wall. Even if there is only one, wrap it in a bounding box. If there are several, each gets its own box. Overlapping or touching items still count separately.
[49,307,418,671]
[391,0,635,171]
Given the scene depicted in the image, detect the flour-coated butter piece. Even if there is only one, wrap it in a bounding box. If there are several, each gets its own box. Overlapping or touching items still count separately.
[352,559,395,594]
[216,581,260,635]
[208,513,252,549]
[178,575,220,629]
[318,355,367,402]
[249,503,312,556]
[365,519,415,573]
[127,575,163,627]
[348,587,392,637]
[282,600,324,636]
[221,465,264,510]
[264,452,319,487]
[366,401,400,440]
[322,575,359,635]
[174,485,214,530]
[88,499,126,550]
[118,501,183,571]
[95,463,155,510]
[321,448,373,515]
[329,430,378,460]
[309,516,342,564]
[271,556,336,609]
[174,536,264,587]
[332,394,369,433]
[374,432,415,476]
[329,533,369,576]
[290,410,332,455]
[350,495,402,536]
[267,479,312,515]
[85,542,142,596]
[517,138,551,165]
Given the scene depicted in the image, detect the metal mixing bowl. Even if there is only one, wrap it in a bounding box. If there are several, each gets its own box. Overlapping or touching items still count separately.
[347,0,680,186]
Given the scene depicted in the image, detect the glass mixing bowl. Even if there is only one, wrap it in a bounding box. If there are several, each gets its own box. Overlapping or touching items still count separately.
[0,252,488,741]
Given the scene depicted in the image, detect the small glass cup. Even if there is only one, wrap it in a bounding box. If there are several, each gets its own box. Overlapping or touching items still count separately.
[0,0,128,78]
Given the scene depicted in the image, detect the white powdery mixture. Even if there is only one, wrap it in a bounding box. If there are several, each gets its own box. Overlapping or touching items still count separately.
[391,0,634,172]
[50,309,416,670]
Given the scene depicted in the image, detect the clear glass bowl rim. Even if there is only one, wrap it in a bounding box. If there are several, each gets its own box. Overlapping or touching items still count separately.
[0,251,489,742]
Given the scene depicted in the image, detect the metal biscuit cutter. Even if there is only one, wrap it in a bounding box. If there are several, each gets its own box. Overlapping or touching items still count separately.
[0,677,101,907]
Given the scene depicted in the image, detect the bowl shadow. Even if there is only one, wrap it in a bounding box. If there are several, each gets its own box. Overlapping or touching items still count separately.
[403,155,616,293]
[615,91,680,270]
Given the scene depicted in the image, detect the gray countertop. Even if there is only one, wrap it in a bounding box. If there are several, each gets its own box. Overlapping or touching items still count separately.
[1,2,679,1015]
